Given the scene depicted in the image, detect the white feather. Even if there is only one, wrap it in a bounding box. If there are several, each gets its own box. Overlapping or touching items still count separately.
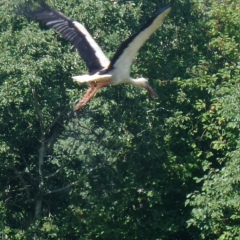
[111,7,171,84]
[73,21,110,68]
[72,74,112,84]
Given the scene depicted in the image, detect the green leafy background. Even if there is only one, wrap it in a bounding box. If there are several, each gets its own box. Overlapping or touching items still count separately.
[0,0,240,239]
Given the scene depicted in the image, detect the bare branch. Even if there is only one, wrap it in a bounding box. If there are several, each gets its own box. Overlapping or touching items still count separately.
[11,167,31,198]
[45,180,81,195]
[31,87,45,134]
[45,106,69,134]
[31,87,46,185]
[45,167,62,180]
[45,163,111,195]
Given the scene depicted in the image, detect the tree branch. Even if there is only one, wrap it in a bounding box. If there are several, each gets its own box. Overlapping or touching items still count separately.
[45,167,62,180]
[44,180,81,195]
[45,163,109,195]
[11,167,31,198]
[31,87,45,134]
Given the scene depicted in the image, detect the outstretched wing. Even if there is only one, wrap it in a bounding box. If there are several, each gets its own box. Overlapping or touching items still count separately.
[26,4,110,73]
[107,3,171,78]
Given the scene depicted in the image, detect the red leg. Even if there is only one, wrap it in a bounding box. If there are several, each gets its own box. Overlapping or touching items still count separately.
[74,82,110,111]
[74,83,96,111]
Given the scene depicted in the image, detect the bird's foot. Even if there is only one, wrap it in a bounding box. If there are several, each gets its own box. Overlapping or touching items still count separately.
[74,81,110,111]
[74,83,98,111]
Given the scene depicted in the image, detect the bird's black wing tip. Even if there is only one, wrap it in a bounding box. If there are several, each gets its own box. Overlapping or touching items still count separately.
[155,1,173,16]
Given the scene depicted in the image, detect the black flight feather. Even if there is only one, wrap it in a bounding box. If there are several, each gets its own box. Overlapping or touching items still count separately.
[107,3,172,71]
[24,4,105,73]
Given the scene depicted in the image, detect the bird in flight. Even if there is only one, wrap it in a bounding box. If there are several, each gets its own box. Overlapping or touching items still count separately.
[24,2,172,110]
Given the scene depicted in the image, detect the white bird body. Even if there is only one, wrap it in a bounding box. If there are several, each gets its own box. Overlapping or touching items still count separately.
[72,73,112,84]
[24,2,172,110]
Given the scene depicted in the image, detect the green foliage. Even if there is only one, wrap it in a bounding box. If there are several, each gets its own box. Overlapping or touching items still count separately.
[184,0,240,239]
[1,0,240,239]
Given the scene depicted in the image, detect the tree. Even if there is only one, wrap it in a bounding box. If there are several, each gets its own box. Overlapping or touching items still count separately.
[186,0,240,239]
[1,0,240,239]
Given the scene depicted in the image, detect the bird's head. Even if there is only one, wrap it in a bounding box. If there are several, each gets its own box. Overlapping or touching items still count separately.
[133,77,158,98]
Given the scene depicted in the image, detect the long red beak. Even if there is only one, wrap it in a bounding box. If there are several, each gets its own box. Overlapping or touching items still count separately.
[145,84,158,98]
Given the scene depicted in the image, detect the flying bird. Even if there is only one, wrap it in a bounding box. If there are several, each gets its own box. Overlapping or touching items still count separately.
[24,2,172,110]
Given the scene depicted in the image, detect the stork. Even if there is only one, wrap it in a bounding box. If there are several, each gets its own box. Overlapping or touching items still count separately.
[24,2,172,110]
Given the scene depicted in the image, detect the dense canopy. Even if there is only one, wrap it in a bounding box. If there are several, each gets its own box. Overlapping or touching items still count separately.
[0,0,240,239]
